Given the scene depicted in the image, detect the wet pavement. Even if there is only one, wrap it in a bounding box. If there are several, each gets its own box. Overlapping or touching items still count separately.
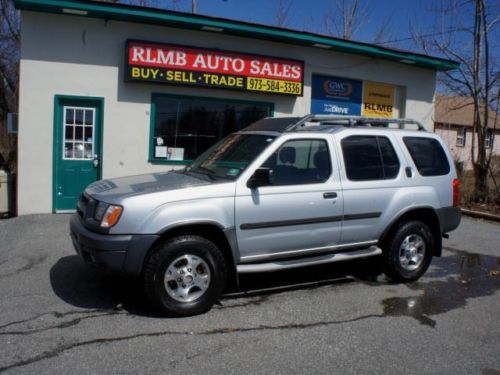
[0,214,499,374]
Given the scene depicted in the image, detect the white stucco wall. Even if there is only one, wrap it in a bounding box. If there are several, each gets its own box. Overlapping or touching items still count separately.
[18,11,437,214]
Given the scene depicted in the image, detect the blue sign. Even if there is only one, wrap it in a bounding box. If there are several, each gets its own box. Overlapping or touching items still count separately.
[310,74,362,115]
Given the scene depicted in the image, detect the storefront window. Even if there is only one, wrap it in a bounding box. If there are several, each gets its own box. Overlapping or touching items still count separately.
[150,95,273,163]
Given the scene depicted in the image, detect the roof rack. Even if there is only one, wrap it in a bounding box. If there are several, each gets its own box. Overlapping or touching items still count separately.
[285,115,427,132]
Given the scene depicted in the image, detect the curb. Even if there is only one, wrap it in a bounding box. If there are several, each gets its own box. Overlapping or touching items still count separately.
[461,208,500,223]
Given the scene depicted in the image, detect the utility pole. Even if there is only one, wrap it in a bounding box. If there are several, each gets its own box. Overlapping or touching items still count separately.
[192,0,197,13]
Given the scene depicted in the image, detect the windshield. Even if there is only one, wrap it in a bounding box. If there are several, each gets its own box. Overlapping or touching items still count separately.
[187,133,276,180]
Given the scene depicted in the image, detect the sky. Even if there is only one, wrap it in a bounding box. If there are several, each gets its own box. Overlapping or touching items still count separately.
[122,0,492,54]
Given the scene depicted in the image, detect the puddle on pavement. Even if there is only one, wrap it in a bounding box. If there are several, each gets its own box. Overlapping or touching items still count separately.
[50,247,499,321]
[382,247,500,327]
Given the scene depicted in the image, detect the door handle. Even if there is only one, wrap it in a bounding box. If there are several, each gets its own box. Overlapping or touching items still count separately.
[93,154,99,168]
[405,166,413,178]
[323,192,338,199]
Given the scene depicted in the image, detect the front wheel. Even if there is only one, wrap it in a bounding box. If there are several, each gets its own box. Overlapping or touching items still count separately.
[383,221,434,282]
[143,235,227,316]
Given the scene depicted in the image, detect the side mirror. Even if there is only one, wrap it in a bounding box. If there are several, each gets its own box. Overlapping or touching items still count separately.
[247,168,272,189]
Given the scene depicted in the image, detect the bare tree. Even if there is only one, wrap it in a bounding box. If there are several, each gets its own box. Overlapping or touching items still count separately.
[0,0,19,173]
[323,0,370,40]
[275,0,293,27]
[412,0,499,202]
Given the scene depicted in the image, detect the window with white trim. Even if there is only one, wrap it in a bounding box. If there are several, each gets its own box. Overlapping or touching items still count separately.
[63,107,95,160]
[456,127,466,147]
[485,129,493,148]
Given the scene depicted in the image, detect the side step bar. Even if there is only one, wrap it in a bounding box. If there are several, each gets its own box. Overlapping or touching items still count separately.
[236,246,382,273]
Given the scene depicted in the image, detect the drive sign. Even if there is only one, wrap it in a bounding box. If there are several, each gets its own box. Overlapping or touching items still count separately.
[310,74,362,115]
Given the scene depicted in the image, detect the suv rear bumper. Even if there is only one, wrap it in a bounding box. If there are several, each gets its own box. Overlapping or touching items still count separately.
[70,214,159,276]
[437,206,461,234]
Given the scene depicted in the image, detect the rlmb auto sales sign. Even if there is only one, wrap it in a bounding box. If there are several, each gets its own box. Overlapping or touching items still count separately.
[125,40,304,96]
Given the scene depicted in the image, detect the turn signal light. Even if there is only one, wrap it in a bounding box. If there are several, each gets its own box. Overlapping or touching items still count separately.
[101,205,123,228]
[453,179,460,207]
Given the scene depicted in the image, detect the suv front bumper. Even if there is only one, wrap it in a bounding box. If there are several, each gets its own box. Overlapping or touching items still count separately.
[70,214,159,276]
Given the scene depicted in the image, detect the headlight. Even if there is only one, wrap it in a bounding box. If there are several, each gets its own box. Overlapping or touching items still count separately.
[94,201,123,228]
[94,201,108,221]
[101,205,123,228]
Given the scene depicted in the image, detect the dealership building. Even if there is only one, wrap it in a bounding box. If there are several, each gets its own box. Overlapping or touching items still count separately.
[14,0,458,215]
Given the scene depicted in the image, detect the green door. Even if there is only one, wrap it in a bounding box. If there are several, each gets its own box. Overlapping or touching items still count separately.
[54,97,103,212]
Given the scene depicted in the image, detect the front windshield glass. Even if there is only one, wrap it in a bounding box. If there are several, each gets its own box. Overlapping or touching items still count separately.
[187,134,276,180]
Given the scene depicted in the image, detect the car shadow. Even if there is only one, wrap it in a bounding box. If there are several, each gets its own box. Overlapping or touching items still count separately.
[49,255,386,318]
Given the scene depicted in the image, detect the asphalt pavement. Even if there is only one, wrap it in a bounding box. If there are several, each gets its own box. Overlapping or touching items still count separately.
[0,214,499,374]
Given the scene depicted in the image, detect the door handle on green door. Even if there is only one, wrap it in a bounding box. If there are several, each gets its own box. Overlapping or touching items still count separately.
[93,155,99,168]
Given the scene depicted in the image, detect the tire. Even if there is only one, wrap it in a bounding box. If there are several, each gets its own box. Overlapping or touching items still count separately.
[143,235,227,316]
[383,221,434,282]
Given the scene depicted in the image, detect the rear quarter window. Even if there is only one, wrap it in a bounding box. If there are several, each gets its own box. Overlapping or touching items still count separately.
[403,137,450,176]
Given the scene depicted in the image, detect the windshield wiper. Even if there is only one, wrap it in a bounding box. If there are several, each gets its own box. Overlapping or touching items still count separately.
[190,166,216,181]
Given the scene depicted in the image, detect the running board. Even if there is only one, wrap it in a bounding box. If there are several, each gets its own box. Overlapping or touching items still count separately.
[236,246,382,273]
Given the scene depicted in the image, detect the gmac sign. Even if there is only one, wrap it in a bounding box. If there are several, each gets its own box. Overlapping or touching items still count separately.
[125,40,304,96]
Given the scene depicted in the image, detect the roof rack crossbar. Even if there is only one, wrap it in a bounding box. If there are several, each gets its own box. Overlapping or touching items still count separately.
[285,115,426,132]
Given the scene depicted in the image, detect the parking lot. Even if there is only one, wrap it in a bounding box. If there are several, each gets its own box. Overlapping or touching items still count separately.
[0,214,499,374]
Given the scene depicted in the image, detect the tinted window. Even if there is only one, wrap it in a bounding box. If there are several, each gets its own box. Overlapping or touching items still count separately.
[152,95,272,162]
[341,136,400,181]
[403,137,450,176]
[262,139,331,185]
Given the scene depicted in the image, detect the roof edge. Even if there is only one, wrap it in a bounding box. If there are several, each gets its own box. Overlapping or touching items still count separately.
[14,0,460,71]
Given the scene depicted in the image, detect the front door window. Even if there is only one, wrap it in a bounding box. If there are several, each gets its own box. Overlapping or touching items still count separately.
[63,107,95,160]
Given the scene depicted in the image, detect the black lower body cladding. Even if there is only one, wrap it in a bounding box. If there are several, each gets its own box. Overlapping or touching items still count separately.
[70,214,159,275]
[436,206,461,234]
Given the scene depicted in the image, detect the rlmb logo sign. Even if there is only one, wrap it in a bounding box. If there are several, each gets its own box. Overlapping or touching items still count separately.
[311,75,362,115]
[125,40,304,96]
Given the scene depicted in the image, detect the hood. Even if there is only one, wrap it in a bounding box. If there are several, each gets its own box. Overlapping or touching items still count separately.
[85,170,212,202]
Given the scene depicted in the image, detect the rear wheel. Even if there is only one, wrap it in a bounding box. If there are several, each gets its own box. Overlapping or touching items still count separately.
[144,235,227,316]
[383,221,434,282]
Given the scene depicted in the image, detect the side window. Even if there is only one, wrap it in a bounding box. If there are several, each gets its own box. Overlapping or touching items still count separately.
[262,139,331,185]
[456,127,466,147]
[341,135,400,181]
[403,137,450,176]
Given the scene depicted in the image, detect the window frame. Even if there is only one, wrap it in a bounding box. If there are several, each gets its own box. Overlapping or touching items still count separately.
[62,106,96,161]
[403,136,451,177]
[456,127,466,147]
[485,129,493,149]
[340,135,401,182]
[259,137,333,186]
[148,93,274,165]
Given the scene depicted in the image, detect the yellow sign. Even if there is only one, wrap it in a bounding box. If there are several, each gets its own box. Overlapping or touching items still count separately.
[246,77,302,95]
[362,82,395,118]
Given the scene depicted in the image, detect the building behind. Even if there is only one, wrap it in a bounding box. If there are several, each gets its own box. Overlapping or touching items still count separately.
[14,0,458,214]
[434,95,499,171]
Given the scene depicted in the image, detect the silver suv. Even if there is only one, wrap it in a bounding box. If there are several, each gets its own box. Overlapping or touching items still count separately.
[70,115,461,316]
